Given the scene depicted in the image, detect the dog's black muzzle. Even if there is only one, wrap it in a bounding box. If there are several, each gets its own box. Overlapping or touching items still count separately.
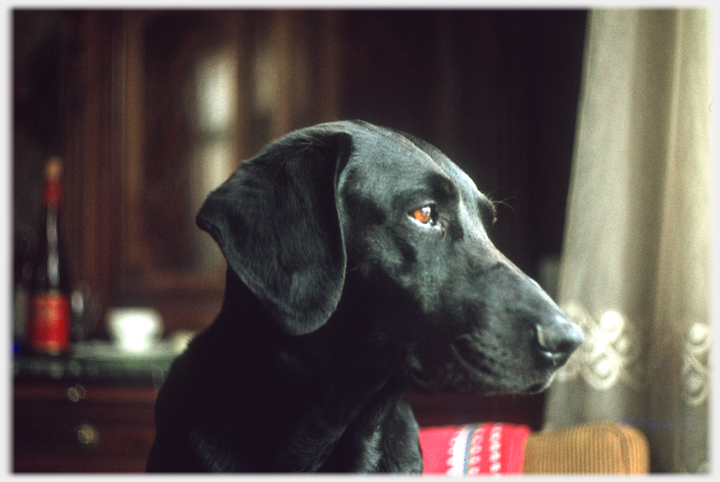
[405,249,585,395]
[489,262,584,392]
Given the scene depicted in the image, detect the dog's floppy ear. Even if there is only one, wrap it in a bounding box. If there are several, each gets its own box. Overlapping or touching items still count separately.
[196,130,353,335]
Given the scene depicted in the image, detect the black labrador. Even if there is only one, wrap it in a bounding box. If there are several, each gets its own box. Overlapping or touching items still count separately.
[146,120,583,473]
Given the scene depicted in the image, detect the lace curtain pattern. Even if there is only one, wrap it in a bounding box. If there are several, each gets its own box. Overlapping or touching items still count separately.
[543,9,711,473]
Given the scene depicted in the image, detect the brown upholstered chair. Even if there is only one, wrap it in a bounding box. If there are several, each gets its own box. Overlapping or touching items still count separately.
[523,422,650,474]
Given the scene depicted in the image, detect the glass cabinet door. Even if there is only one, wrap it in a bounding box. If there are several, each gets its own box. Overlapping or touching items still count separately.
[60,10,340,335]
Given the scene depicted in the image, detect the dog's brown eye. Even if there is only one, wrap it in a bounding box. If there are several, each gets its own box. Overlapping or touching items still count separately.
[412,206,433,224]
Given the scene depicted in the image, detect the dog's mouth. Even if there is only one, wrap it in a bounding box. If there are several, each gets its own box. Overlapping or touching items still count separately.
[403,333,558,395]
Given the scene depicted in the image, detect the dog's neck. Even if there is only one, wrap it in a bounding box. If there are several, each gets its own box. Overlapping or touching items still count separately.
[220,267,403,373]
[210,269,414,471]
[219,268,266,322]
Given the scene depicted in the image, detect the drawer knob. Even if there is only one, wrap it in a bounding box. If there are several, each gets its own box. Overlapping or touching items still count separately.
[67,384,86,402]
[77,423,99,446]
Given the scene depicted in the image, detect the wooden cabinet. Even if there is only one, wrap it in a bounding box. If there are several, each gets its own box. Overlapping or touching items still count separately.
[13,380,159,473]
[58,10,342,336]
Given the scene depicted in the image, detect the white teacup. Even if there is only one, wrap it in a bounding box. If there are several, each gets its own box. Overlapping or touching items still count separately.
[107,307,163,352]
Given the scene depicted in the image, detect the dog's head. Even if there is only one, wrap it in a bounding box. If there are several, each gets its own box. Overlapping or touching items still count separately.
[197,120,583,395]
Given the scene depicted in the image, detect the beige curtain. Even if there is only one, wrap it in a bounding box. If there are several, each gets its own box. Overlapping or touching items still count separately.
[543,9,711,473]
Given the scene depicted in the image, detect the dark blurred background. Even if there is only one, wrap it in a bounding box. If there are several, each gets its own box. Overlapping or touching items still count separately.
[12,9,587,471]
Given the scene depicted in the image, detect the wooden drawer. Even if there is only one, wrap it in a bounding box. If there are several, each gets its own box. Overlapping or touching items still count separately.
[13,381,159,473]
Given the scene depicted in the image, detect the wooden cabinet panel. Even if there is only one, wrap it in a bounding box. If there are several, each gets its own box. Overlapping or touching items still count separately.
[13,381,158,473]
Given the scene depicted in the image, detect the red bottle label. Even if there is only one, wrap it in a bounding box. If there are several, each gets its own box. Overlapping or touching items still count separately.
[28,292,70,355]
[43,180,62,208]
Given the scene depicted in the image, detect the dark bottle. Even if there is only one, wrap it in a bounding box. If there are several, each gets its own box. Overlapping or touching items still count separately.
[13,231,34,353]
[26,157,71,355]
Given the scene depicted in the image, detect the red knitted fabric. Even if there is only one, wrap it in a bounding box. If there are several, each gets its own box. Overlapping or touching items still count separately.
[419,423,531,475]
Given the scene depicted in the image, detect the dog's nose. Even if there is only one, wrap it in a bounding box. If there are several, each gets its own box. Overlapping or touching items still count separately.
[535,315,584,367]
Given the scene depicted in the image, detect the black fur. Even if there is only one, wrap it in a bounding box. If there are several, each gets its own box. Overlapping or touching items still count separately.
[146,120,583,473]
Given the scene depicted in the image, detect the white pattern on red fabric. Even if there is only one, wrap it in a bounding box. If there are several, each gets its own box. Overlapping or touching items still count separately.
[446,425,473,476]
[488,424,503,475]
[417,423,531,475]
